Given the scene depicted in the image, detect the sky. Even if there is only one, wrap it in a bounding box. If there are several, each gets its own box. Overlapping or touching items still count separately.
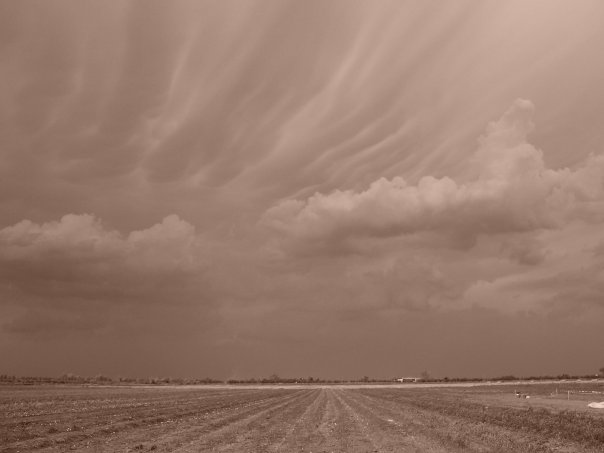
[1,0,604,380]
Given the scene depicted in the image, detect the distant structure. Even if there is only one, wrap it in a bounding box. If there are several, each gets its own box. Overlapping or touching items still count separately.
[396,377,422,383]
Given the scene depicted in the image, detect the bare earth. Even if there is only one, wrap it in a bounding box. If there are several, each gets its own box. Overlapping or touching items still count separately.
[1,383,603,452]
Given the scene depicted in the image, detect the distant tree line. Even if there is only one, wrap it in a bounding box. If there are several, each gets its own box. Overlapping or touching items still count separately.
[0,374,222,385]
[489,373,601,382]
[1,370,602,386]
[226,375,377,384]
[228,372,602,384]
[432,373,601,383]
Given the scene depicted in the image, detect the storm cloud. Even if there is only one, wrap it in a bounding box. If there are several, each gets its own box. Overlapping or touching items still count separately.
[1,0,604,379]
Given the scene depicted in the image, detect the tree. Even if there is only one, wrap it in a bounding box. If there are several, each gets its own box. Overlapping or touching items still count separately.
[599,366,604,376]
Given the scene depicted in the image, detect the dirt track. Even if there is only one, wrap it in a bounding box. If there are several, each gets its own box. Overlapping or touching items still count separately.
[1,385,603,452]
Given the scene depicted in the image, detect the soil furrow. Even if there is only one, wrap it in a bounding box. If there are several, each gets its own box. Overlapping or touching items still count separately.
[355,389,603,453]
[3,384,603,452]
[2,389,301,452]
[170,389,317,453]
[269,387,328,452]
[344,389,472,452]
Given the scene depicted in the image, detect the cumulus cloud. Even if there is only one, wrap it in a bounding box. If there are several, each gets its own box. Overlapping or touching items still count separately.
[263,100,604,251]
[0,213,200,273]
[0,214,208,335]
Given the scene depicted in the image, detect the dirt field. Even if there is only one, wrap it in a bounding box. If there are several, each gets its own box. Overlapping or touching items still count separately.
[1,383,603,452]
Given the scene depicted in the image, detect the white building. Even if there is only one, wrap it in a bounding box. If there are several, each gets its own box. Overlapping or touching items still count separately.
[396,377,422,383]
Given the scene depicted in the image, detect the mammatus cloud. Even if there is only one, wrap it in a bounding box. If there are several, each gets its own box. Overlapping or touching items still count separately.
[263,100,604,251]
[0,214,208,335]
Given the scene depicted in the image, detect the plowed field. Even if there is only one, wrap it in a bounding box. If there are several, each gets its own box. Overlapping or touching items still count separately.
[1,384,603,452]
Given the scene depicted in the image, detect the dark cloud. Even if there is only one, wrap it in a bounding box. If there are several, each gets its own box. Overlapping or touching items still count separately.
[1,1,604,377]
[0,214,211,336]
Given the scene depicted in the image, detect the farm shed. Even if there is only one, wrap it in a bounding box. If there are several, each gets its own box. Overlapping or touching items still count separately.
[396,377,422,383]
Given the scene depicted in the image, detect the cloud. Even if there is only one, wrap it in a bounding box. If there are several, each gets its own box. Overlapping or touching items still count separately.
[1,2,604,377]
[0,213,200,273]
[500,234,547,266]
[0,214,209,335]
[460,222,604,314]
[263,100,604,251]
[462,263,604,316]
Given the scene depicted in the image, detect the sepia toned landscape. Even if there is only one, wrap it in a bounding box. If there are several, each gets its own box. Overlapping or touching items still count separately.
[2,0,604,451]
[2,381,604,452]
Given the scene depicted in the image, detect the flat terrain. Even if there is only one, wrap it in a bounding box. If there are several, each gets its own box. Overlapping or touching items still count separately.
[1,383,603,452]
